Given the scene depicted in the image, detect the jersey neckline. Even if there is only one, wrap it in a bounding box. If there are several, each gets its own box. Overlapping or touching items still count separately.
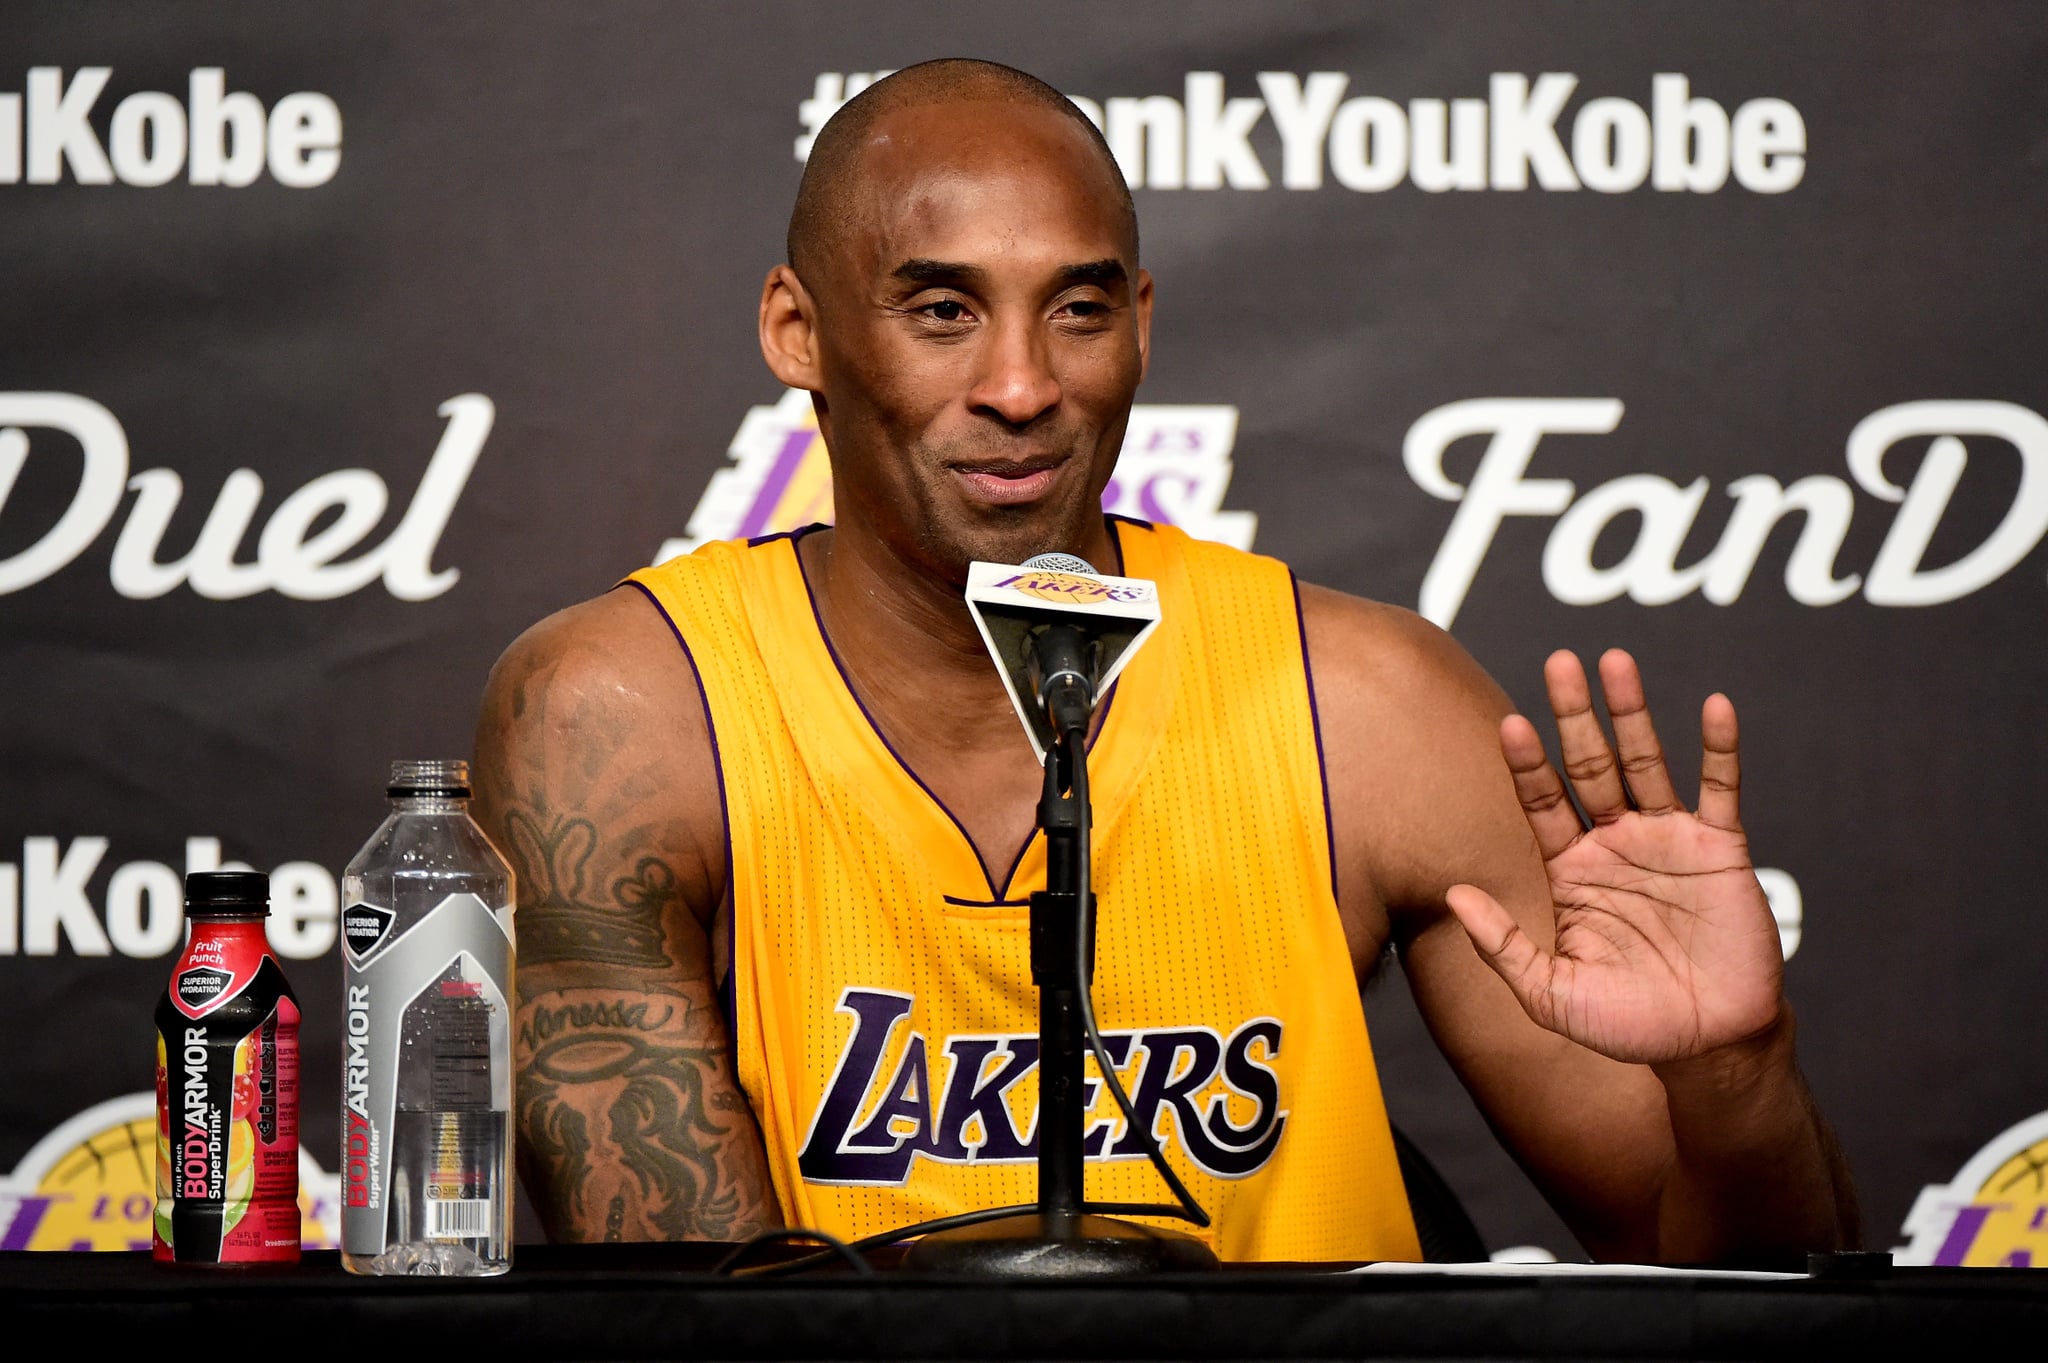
[775,518,1175,903]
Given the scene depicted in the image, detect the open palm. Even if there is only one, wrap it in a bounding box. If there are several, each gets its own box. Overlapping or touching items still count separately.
[1446,649,1785,1066]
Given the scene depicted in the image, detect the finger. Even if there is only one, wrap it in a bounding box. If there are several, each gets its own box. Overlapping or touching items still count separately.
[1544,649,1629,824]
[1698,691,1742,829]
[1499,713,1589,861]
[1445,883,1557,1022]
[1597,648,1681,815]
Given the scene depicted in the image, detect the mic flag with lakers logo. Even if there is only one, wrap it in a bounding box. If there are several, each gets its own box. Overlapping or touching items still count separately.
[965,555,1163,762]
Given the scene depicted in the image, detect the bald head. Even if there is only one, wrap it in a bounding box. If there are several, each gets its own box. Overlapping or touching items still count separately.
[786,58,1137,286]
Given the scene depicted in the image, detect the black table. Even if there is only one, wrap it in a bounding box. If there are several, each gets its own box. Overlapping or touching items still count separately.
[5,1244,2041,1360]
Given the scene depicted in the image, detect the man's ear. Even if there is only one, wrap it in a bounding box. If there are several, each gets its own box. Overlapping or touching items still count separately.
[760,264,823,391]
[1134,266,1154,384]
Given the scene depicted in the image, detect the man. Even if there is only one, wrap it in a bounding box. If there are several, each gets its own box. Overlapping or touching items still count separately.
[472,58,1858,1263]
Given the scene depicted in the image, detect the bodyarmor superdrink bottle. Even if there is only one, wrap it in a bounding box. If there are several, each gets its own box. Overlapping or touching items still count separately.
[154,871,301,1264]
[340,758,516,1276]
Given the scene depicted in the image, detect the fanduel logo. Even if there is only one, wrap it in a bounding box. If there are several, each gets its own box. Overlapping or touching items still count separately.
[0,837,337,960]
[0,393,491,600]
[1407,399,2048,628]
[0,68,341,187]
[798,988,1289,1185]
[655,388,1253,562]
[797,72,1804,194]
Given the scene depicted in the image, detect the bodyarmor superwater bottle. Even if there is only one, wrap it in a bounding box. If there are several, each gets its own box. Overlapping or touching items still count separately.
[340,758,516,1276]
[154,871,301,1264]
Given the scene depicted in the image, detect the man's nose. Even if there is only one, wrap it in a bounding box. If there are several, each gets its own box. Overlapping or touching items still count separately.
[968,317,1061,427]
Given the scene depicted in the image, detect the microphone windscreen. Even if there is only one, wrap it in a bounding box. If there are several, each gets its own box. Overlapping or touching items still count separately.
[1021,552,1098,575]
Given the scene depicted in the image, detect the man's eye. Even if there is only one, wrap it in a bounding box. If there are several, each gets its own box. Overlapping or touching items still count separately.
[926,299,969,322]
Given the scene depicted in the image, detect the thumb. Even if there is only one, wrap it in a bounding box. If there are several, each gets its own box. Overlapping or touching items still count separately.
[1445,883,1555,1018]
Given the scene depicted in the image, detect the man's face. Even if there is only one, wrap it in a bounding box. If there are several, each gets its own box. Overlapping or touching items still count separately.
[803,99,1150,581]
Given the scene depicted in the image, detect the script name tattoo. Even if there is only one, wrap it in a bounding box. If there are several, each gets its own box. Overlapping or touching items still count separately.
[521,1015,752,1240]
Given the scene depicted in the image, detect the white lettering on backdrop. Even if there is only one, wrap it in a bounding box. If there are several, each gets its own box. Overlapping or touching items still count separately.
[797,72,1805,195]
[0,393,492,601]
[0,837,336,960]
[0,68,341,188]
[1406,399,2048,629]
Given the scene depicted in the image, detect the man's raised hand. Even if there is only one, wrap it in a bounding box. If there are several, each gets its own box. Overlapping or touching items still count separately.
[1444,648,1786,1067]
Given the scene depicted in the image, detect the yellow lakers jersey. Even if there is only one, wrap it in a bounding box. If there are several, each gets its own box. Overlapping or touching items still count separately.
[628,519,1420,1263]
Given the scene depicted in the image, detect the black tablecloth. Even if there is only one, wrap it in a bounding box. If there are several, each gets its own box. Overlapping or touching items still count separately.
[4,1245,2041,1360]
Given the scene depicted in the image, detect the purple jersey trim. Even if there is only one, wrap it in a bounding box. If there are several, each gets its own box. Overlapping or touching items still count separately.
[790,522,1125,903]
[1290,570,1342,905]
[747,524,819,549]
[620,578,741,1040]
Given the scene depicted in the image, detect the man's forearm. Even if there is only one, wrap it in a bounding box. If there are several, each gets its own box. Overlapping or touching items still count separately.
[1650,1004,1861,1264]
[516,976,783,1243]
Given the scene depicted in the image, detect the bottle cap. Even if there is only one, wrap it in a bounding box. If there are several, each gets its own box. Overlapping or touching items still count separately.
[389,758,472,799]
[184,870,271,917]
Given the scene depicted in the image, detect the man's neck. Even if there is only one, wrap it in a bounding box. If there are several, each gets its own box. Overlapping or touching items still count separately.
[804,525,988,669]
[798,526,1012,758]
[798,518,1120,754]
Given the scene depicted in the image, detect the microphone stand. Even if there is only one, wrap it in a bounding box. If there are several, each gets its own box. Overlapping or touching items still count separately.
[902,714,1219,1277]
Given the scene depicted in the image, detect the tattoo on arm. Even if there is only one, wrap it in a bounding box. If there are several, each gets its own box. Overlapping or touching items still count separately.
[519,1001,762,1241]
[501,799,684,970]
[476,635,771,1242]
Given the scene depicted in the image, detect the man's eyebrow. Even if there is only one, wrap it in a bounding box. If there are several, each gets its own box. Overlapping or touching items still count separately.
[886,258,1130,290]
[1058,259,1128,289]
[891,259,987,287]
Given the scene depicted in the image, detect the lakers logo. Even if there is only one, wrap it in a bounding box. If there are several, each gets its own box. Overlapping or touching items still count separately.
[652,390,1257,564]
[992,570,1127,605]
[1896,1110,2048,1267]
[798,989,1289,1186]
[0,1093,342,1252]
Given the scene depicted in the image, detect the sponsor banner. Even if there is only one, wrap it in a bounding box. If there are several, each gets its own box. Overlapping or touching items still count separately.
[0,393,493,602]
[0,2,2043,1267]
[1404,398,2048,629]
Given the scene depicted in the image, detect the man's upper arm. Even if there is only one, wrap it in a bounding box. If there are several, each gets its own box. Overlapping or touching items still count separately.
[1301,586,1677,1259]
[470,585,778,1243]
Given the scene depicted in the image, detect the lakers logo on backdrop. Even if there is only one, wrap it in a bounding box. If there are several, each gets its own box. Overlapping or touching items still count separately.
[0,1094,339,1251]
[651,390,1256,563]
[1897,1110,2048,1267]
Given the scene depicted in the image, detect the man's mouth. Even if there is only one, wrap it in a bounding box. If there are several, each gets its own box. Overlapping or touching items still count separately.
[950,457,1064,506]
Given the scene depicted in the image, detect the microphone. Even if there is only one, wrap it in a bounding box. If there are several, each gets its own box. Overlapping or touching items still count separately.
[1021,553,1102,741]
[963,552,1163,760]
[915,552,1217,1277]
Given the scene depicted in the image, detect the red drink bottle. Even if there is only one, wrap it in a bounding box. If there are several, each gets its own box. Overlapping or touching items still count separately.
[154,871,301,1264]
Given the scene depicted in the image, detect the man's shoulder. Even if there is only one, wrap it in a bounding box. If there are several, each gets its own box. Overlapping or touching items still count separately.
[1295,580,1528,918]
[1295,580,1510,719]
[480,584,706,740]
[472,583,730,937]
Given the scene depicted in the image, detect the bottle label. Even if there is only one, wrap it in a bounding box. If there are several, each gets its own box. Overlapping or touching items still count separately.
[174,967,234,1012]
[154,930,300,1265]
[340,891,513,1257]
[341,901,396,961]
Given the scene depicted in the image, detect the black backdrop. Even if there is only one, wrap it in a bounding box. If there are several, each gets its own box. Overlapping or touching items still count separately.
[2,2,2044,1267]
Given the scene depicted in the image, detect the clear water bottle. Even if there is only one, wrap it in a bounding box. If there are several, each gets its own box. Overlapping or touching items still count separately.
[339,758,516,1276]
